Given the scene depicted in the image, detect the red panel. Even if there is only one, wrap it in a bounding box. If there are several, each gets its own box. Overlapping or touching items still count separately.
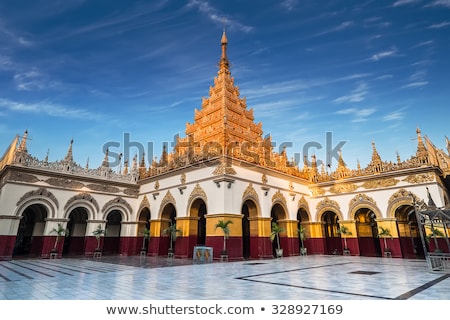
[345,238,360,255]
[64,237,85,255]
[358,237,380,257]
[30,236,44,257]
[0,235,15,260]
[251,236,272,259]
[84,236,102,257]
[175,236,190,258]
[119,237,138,256]
[147,236,160,256]
[306,238,326,255]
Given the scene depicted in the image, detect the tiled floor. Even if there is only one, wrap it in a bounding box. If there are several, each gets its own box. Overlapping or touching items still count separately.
[0,255,449,300]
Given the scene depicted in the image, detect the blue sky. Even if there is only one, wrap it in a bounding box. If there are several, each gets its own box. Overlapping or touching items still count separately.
[1,0,449,171]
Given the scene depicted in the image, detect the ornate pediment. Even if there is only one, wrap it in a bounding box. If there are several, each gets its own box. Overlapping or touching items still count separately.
[64,192,99,212]
[316,197,340,212]
[243,183,259,202]
[272,190,287,206]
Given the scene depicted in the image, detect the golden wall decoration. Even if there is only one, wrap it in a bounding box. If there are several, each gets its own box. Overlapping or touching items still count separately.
[160,190,176,211]
[362,178,399,189]
[316,197,340,212]
[310,187,325,196]
[403,173,435,184]
[243,183,259,202]
[272,190,287,206]
[329,183,358,194]
[298,196,310,213]
[188,183,208,205]
[138,195,151,213]
[261,174,268,185]
[388,188,414,204]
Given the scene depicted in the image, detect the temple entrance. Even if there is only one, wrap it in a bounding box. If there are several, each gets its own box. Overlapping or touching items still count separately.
[241,199,257,259]
[13,204,48,257]
[297,208,309,254]
[355,208,381,257]
[138,208,151,252]
[63,207,88,256]
[271,203,287,257]
[322,211,342,255]
[160,203,177,255]
[103,210,122,255]
[190,199,207,245]
[395,204,425,258]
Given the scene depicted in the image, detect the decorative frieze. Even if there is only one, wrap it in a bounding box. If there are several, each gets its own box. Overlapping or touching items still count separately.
[7,171,39,183]
[310,187,326,196]
[329,183,358,194]
[403,173,435,184]
[46,177,84,189]
[86,183,120,193]
[362,178,399,189]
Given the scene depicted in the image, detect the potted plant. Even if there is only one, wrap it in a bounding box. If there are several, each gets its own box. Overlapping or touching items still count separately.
[337,225,352,255]
[378,226,393,256]
[92,224,106,253]
[163,221,181,257]
[141,227,150,254]
[215,219,233,259]
[270,222,285,258]
[298,225,307,255]
[49,223,69,256]
[426,226,445,253]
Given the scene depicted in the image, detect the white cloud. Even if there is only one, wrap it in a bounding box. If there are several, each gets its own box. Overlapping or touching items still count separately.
[370,47,398,61]
[281,0,298,11]
[383,110,405,121]
[400,81,429,88]
[336,107,376,122]
[392,0,421,6]
[426,0,450,8]
[428,21,450,29]
[333,83,368,103]
[187,0,253,32]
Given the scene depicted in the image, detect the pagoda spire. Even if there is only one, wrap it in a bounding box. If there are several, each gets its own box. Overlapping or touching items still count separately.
[219,29,229,71]
[368,141,383,173]
[64,139,74,163]
[415,127,429,164]
[18,130,28,153]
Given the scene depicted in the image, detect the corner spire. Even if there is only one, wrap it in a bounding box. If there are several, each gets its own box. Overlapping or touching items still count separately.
[64,139,74,163]
[219,30,229,70]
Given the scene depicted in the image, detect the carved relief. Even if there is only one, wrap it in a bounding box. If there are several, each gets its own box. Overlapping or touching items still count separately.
[188,183,207,204]
[261,174,268,185]
[102,196,132,214]
[86,183,120,193]
[138,195,150,213]
[329,183,358,194]
[272,190,287,206]
[180,173,186,184]
[310,187,326,196]
[403,173,435,184]
[212,162,237,175]
[348,193,380,218]
[16,187,59,208]
[160,190,176,210]
[362,178,399,189]
[8,171,39,183]
[316,197,340,212]
[388,188,414,204]
[46,177,84,189]
[123,188,139,196]
[64,192,99,212]
[154,181,160,190]
[298,196,310,212]
[243,183,259,202]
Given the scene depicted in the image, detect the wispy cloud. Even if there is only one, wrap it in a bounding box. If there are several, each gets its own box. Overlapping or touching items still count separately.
[315,21,354,37]
[333,83,368,103]
[0,98,104,120]
[370,47,398,61]
[0,21,33,47]
[400,81,429,88]
[392,0,421,6]
[412,40,433,48]
[383,109,406,121]
[425,0,450,8]
[187,0,253,32]
[428,21,450,29]
[13,68,59,91]
[335,107,376,122]
[281,0,298,11]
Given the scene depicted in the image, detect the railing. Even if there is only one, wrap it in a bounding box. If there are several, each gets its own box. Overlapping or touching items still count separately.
[427,253,450,273]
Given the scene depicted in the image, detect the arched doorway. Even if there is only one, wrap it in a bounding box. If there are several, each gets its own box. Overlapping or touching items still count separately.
[322,210,341,254]
[63,207,88,256]
[104,210,122,255]
[161,203,177,255]
[14,204,48,257]
[297,207,309,254]
[138,208,151,252]
[241,199,258,259]
[190,199,207,245]
[355,208,381,257]
[395,204,424,258]
[271,203,287,257]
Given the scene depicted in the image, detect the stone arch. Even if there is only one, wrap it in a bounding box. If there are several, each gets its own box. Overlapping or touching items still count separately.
[297,196,311,220]
[387,188,416,219]
[242,183,261,217]
[315,197,344,221]
[101,196,132,221]
[187,183,207,215]
[348,193,382,220]
[271,190,288,217]
[64,192,98,220]
[15,188,58,219]
[158,190,176,219]
[138,195,151,216]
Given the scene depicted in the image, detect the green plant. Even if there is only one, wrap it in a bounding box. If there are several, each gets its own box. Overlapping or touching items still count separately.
[141,227,150,250]
[298,225,307,249]
[92,224,106,251]
[215,220,233,253]
[49,223,69,251]
[163,222,182,252]
[337,225,352,250]
[426,226,445,252]
[270,222,285,252]
[378,226,393,251]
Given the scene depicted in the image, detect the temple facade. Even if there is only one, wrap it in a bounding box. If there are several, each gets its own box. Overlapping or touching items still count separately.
[1,32,450,261]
